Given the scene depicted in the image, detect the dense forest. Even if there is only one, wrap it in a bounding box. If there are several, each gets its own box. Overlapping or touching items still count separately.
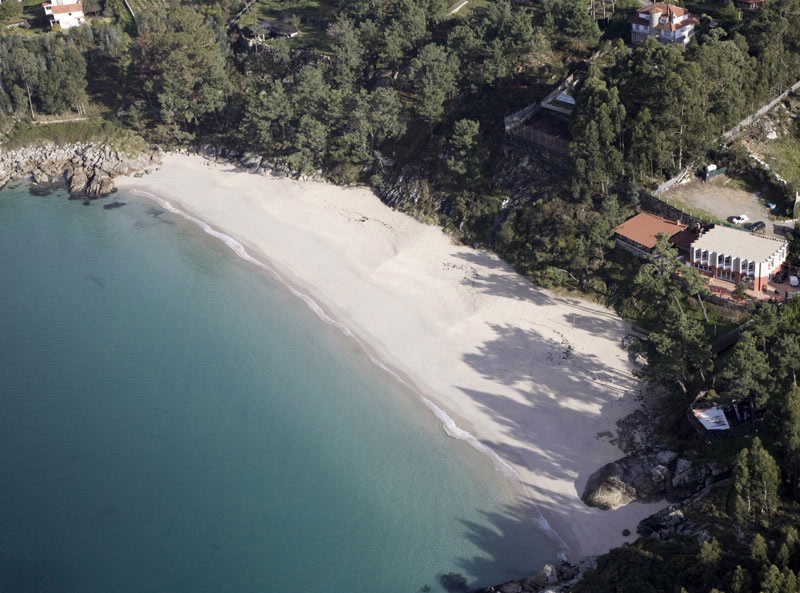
[4,0,800,590]
[3,0,799,294]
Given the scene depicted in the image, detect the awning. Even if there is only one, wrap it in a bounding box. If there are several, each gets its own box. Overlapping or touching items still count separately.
[692,406,731,430]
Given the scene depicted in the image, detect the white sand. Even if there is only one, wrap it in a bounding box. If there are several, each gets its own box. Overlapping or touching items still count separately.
[117,154,665,562]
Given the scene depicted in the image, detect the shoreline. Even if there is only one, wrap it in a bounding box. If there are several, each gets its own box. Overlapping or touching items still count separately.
[116,153,666,562]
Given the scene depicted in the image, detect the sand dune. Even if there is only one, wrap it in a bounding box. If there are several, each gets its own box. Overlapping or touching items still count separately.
[116,154,665,562]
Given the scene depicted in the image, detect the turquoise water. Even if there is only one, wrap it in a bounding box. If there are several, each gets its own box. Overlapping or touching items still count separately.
[0,184,553,593]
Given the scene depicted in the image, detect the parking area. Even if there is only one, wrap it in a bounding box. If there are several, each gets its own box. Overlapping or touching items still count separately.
[662,176,787,236]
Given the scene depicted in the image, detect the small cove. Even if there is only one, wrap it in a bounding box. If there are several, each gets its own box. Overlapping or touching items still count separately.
[0,185,554,593]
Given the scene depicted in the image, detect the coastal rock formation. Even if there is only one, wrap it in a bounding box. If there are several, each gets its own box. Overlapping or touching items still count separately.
[638,477,731,544]
[191,145,323,181]
[471,558,598,593]
[0,143,162,198]
[581,453,727,510]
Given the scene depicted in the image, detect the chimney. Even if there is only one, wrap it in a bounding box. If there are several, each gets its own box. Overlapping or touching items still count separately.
[649,8,661,28]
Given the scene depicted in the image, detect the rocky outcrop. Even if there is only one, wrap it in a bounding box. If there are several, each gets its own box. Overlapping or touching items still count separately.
[581,453,727,510]
[0,143,162,198]
[192,145,323,181]
[472,558,598,593]
[637,478,732,544]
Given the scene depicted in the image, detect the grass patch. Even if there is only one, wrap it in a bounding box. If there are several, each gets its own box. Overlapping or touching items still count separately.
[3,118,149,154]
[759,135,800,189]
[725,176,761,193]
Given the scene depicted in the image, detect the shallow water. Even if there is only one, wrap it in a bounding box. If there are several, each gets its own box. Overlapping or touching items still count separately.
[0,185,554,593]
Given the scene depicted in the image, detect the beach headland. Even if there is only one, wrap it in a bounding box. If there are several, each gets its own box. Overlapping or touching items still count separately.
[116,153,665,562]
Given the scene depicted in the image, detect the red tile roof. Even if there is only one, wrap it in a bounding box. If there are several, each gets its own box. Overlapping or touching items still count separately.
[49,3,82,13]
[637,2,690,17]
[614,212,688,249]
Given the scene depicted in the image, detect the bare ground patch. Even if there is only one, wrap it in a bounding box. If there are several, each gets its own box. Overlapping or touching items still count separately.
[661,176,781,234]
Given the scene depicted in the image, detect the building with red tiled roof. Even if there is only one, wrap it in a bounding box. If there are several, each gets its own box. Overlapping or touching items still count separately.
[614,212,688,257]
[630,2,699,46]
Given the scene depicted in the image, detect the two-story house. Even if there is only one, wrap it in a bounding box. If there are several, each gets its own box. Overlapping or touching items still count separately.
[630,3,699,46]
[41,0,84,29]
[689,225,788,291]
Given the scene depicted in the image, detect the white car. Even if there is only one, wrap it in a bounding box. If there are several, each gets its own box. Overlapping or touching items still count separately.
[791,276,800,287]
[732,215,750,225]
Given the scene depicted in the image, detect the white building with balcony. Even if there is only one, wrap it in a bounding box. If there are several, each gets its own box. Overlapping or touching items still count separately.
[42,0,84,29]
[689,226,788,291]
[630,3,698,46]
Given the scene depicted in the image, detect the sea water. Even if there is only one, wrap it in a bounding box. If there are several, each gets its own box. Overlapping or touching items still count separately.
[0,184,554,593]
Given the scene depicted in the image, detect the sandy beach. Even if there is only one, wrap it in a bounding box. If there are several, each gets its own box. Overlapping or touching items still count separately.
[116,153,664,562]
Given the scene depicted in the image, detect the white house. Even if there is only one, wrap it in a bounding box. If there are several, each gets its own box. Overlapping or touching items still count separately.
[630,3,699,46]
[42,0,84,29]
[689,225,788,291]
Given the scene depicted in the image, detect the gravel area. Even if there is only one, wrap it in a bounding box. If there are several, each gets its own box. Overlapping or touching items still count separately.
[662,176,784,235]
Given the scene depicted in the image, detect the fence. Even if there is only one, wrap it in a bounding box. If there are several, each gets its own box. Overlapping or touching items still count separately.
[722,78,800,141]
[653,165,693,196]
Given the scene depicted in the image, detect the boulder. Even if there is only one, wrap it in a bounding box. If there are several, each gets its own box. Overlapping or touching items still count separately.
[581,455,667,510]
[582,461,637,509]
[579,556,598,574]
[32,168,50,184]
[69,168,89,194]
[85,173,112,197]
[531,564,558,587]
[557,564,578,581]
[656,450,678,465]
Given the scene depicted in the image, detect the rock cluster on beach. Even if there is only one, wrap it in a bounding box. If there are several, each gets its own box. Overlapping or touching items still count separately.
[0,143,162,198]
[192,145,324,181]
[472,557,598,593]
[580,452,727,510]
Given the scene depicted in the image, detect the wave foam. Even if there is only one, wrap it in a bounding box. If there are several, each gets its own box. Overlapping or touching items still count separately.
[128,188,570,558]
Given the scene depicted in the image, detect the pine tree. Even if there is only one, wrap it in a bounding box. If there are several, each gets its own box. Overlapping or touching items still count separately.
[730,565,751,593]
[735,439,781,524]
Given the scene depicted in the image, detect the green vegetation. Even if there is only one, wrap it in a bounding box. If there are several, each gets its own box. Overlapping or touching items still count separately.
[4,1,800,590]
[4,118,148,152]
[577,296,800,593]
[760,135,800,189]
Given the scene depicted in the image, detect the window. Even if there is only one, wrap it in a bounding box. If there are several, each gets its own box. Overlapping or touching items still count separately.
[724,255,732,267]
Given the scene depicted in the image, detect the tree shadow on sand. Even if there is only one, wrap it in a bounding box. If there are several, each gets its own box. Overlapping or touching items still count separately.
[450,251,555,307]
[451,252,636,345]
[452,324,646,568]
